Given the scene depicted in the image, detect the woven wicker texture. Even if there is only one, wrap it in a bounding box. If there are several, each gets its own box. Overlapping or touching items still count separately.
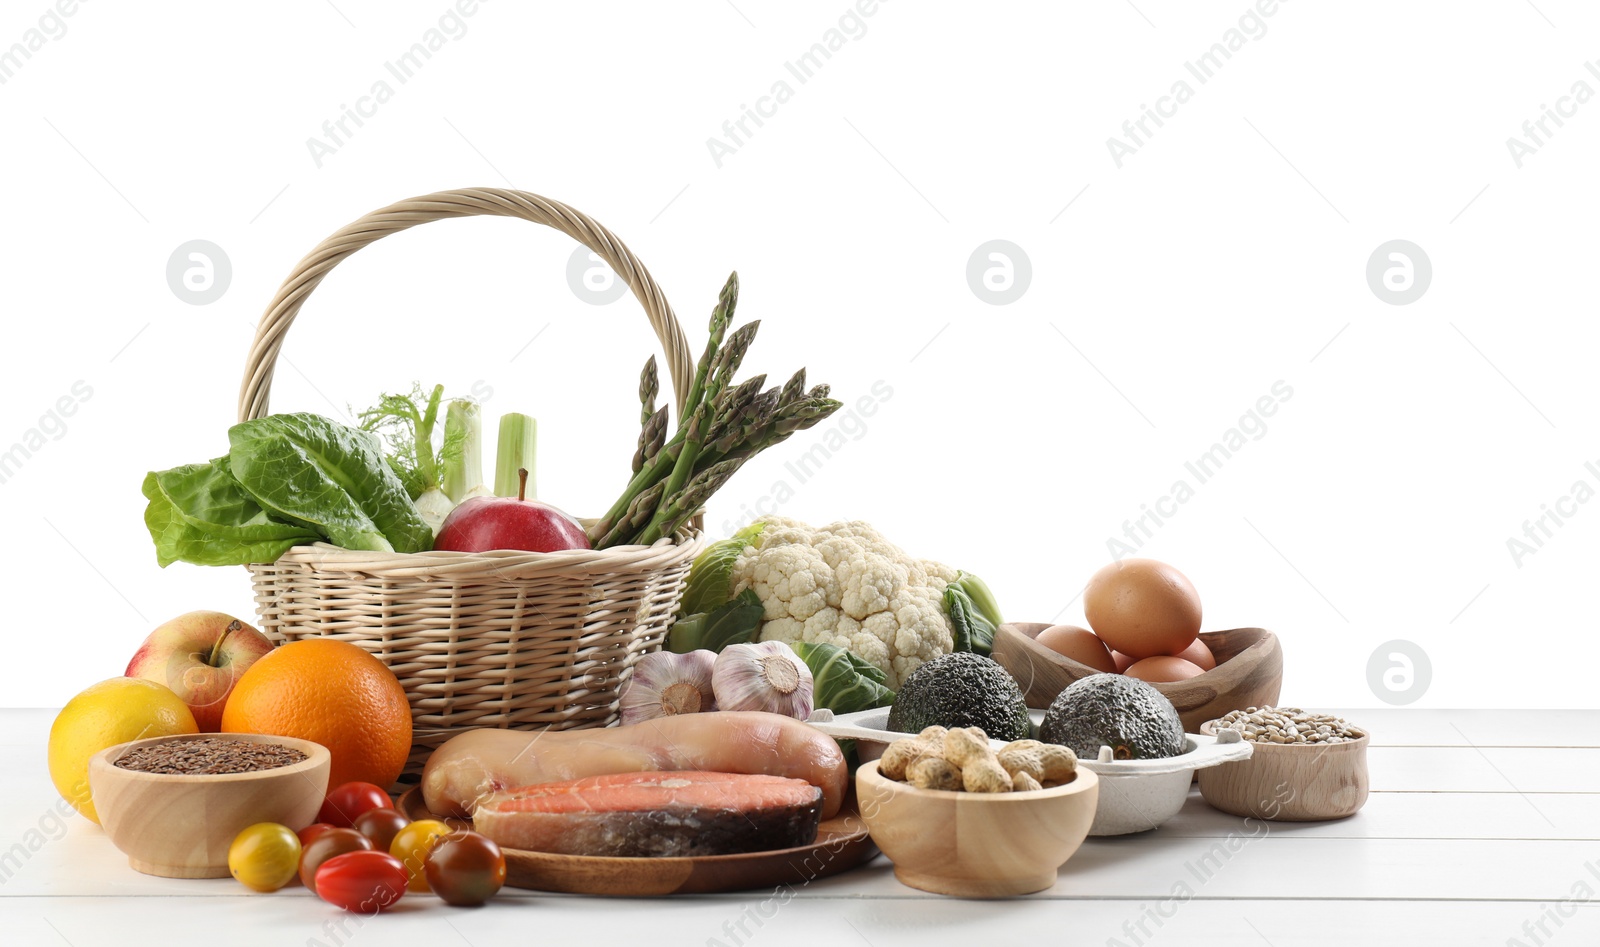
[237,188,706,781]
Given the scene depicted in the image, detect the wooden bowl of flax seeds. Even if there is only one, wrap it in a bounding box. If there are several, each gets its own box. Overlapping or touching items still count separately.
[88,733,330,877]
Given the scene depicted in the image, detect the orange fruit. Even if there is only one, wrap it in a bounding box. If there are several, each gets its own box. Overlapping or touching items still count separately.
[221,639,411,789]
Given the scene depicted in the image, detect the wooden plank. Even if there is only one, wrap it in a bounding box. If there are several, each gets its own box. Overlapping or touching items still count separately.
[3,895,1598,947]
[764,838,1600,902]
[1039,837,1600,903]
[0,710,52,746]
[1329,709,1600,748]
[10,741,1587,838]
[14,784,1600,904]
[1371,746,1600,793]
[1162,790,1600,841]
[19,799,1600,905]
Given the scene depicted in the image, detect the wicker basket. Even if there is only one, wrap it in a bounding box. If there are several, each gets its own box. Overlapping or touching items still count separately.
[237,187,708,781]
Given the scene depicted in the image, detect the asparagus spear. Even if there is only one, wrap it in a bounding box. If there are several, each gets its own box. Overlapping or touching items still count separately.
[702,374,767,449]
[639,320,759,541]
[590,294,748,538]
[595,480,667,548]
[778,368,807,410]
[635,458,743,545]
[632,405,669,474]
[589,271,843,548]
[677,273,738,432]
[638,356,659,427]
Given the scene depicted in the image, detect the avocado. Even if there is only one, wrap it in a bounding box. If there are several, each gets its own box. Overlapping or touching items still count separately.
[1039,674,1185,760]
[886,652,1031,742]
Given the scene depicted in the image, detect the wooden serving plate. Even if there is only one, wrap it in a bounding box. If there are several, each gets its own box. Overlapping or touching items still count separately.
[991,624,1283,733]
[398,786,877,896]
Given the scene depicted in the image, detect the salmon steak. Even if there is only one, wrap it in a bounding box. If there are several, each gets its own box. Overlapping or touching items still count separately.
[473,771,824,858]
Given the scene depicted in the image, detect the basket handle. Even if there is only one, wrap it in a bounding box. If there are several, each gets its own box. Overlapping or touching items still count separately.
[238,187,696,422]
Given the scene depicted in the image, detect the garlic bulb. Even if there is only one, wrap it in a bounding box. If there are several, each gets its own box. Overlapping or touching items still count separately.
[712,642,814,719]
[620,650,718,725]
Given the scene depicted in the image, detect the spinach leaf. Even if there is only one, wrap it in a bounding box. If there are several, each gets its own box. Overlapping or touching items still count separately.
[142,458,319,567]
[227,413,433,554]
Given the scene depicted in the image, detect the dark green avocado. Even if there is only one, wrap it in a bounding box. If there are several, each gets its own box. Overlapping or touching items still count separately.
[886,652,1031,742]
[1039,674,1185,760]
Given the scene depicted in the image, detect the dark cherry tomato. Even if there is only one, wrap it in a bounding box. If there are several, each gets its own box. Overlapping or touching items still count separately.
[298,828,372,893]
[315,850,408,914]
[352,808,410,853]
[424,831,507,907]
[297,823,339,847]
[318,782,393,828]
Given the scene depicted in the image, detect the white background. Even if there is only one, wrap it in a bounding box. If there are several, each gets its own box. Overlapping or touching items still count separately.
[2,0,1596,710]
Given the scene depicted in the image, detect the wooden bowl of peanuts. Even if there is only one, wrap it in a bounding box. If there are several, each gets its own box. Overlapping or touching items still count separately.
[854,726,1100,897]
[1197,708,1370,821]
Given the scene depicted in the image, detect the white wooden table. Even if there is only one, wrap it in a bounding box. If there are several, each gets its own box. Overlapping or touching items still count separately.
[3,709,1596,946]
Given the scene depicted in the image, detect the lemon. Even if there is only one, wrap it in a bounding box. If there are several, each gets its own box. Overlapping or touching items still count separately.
[48,678,198,823]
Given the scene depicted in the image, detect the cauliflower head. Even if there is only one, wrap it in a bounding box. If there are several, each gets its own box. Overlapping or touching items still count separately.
[730,518,958,688]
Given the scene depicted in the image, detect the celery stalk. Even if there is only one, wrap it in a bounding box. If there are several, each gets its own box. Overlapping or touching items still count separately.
[442,399,484,504]
[494,413,538,498]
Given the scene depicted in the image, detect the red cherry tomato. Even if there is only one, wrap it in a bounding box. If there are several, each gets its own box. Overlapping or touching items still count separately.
[318,782,392,828]
[298,828,372,893]
[297,823,338,847]
[353,808,410,853]
[424,831,507,906]
[315,850,408,914]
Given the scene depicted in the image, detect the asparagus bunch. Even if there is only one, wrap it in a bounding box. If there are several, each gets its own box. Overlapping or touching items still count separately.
[590,272,842,548]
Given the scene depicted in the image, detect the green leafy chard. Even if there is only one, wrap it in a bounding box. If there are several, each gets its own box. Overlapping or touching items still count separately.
[141,458,319,567]
[227,413,433,554]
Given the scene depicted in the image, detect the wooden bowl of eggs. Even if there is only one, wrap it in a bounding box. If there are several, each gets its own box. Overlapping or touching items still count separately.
[990,559,1282,732]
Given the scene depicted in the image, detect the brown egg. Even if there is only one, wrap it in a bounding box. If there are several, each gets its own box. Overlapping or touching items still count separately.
[1124,655,1205,683]
[1034,625,1117,673]
[1174,637,1216,671]
[1083,559,1202,659]
[1111,650,1136,673]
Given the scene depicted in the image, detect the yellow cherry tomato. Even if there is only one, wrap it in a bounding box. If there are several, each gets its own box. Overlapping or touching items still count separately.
[229,823,302,892]
[389,819,451,892]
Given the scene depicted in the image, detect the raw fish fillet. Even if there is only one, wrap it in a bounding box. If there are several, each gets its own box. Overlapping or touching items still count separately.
[473,771,824,857]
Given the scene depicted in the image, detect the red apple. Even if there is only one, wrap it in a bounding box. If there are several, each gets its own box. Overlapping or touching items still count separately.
[125,611,274,731]
[434,468,590,553]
